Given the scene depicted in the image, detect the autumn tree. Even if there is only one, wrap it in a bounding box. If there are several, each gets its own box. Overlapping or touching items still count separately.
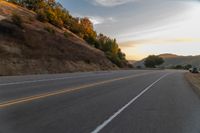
[7,0,129,67]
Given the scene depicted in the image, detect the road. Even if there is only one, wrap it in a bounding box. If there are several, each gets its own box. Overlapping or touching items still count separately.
[0,70,200,133]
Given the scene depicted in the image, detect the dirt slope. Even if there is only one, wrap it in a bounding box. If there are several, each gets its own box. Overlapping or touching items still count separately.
[0,1,117,76]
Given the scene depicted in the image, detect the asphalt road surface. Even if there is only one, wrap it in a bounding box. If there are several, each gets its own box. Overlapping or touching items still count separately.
[0,70,200,133]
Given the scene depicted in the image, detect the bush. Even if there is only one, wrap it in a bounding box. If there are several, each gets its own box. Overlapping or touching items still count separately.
[28,17,34,22]
[36,10,48,22]
[44,26,55,34]
[64,32,69,38]
[144,55,164,68]
[11,13,23,27]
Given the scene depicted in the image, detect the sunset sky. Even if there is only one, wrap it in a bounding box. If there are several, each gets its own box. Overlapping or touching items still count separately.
[58,0,200,60]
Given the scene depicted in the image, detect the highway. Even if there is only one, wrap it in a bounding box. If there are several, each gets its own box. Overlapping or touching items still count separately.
[0,70,200,133]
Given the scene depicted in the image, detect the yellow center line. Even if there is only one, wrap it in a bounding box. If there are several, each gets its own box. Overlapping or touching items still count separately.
[0,72,157,109]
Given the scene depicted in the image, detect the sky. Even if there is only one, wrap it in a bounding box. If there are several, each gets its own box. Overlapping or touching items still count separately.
[58,0,200,60]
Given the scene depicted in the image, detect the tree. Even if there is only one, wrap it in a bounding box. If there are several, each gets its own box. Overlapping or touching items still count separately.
[7,0,129,67]
[184,64,192,70]
[144,55,164,68]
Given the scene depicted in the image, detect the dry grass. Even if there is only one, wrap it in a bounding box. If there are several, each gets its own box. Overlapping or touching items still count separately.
[185,72,200,96]
[0,1,118,76]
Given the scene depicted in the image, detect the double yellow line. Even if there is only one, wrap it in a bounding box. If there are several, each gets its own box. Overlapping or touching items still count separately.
[0,72,156,109]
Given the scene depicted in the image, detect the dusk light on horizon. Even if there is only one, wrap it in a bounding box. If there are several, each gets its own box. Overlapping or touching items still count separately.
[58,0,200,60]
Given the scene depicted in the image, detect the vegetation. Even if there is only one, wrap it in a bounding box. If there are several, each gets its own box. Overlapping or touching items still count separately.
[172,65,184,69]
[44,26,55,34]
[136,66,142,69]
[7,0,127,67]
[170,64,192,70]
[144,55,164,68]
[11,13,23,27]
[184,64,192,70]
[64,32,69,38]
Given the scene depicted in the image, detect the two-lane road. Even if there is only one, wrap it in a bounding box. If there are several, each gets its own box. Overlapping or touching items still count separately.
[0,70,200,133]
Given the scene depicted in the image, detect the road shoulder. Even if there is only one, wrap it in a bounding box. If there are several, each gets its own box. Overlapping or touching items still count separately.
[185,72,200,97]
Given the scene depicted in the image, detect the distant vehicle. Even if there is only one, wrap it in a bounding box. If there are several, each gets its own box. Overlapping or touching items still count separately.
[189,67,199,73]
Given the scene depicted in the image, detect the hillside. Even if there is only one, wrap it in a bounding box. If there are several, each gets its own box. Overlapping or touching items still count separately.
[158,53,178,59]
[133,54,200,68]
[0,1,119,76]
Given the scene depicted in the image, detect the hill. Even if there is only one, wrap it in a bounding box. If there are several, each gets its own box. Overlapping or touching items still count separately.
[0,0,121,76]
[158,53,178,59]
[133,54,200,68]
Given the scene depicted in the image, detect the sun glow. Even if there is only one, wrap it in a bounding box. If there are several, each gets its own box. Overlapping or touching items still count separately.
[120,1,200,60]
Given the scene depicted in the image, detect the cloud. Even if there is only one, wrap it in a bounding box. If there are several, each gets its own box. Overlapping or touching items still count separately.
[120,38,200,48]
[71,13,116,25]
[88,16,105,25]
[91,0,196,7]
[92,0,137,7]
[88,16,116,25]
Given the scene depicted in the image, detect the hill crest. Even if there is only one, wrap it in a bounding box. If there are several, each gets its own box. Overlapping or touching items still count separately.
[133,54,200,68]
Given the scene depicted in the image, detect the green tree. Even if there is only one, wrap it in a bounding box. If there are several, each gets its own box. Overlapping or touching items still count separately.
[144,55,164,68]
[184,64,192,70]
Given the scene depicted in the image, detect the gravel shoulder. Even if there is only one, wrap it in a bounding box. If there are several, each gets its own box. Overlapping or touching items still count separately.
[185,72,200,96]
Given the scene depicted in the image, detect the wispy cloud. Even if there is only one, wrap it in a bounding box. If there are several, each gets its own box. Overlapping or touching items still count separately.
[120,38,200,48]
[92,0,137,7]
[72,13,116,25]
[88,16,116,25]
[88,16,105,25]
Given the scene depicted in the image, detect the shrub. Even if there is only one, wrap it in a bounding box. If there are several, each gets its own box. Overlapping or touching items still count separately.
[144,55,164,68]
[11,13,23,27]
[28,17,34,22]
[136,66,142,69]
[36,10,48,22]
[64,32,69,38]
[44,26,55,34]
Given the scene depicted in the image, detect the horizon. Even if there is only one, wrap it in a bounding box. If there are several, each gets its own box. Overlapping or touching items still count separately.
[57,0,200,60]
[128,53,200,61]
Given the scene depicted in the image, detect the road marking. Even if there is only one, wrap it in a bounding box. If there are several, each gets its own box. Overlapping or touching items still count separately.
[0,73,117,86]
[91,73,169,133]
[0,72,156,109]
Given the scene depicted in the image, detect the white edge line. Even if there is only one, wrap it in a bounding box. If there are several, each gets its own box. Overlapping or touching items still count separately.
[91,73,169,133]
[0,71,154,86]
[0,73,114,86]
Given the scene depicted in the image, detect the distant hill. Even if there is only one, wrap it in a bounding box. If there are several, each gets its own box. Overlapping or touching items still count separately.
[0,1,119,76]
[159,53,178,59]
[133,54,200,68]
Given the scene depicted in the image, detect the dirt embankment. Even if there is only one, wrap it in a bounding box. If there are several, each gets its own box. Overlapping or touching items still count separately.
[0,1,118,76]
[185,73,200,96]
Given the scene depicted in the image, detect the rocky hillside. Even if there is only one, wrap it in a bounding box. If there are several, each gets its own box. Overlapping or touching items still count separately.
[133,54,200,68]
[0,1,118,76]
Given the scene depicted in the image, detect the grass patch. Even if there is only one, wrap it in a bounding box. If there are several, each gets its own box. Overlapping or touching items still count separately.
[64,32,69,38]
[44,26,55,34]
